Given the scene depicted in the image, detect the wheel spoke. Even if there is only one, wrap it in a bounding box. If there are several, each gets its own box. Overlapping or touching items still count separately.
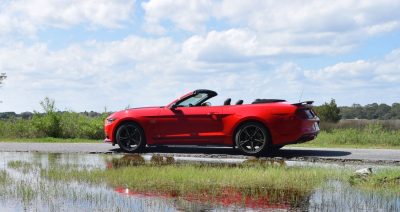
[251,128,261,137]
[253,138,264,145]
[131,128,138,136]
[131,138,140,145]
[243,129,251,138]
[238,139,249,147]
[119,136,129,140]
[250,141,254,151]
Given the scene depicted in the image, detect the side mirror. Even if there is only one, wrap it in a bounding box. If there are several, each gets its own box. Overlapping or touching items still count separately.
[170,103,178,110]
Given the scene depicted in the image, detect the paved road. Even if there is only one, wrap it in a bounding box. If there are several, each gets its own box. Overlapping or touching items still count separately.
[0,142,399,163]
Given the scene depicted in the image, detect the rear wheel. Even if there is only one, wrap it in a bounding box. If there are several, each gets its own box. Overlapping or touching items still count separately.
[116,122,146,153]
[235,122,270,156]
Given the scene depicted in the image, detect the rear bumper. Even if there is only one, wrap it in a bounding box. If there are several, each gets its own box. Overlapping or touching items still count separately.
[294,132,319,144]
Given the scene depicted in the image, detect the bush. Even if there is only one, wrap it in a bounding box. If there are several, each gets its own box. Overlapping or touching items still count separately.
[0,97,109,140]
[314,99,341,123]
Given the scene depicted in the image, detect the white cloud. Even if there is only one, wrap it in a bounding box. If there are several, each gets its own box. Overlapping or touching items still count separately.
[142,0,400,34]
[0,0,134,35]
[1,0,400,112]
[2,33,399,113]
[143,0,400,56]
[182,28,356,63]
[142,0,213,33]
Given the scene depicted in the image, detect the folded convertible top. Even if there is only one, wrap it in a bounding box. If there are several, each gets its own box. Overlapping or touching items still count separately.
[252,99,286,104]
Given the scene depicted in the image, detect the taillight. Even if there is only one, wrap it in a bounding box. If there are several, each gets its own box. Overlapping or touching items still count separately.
[296,108,315,119]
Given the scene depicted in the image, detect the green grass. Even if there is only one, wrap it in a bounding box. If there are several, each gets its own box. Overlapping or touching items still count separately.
[0,137,99,143]
[0,170,9,186]
[349,169,400,195]
[294,126,400,149]
[42,164,349,198]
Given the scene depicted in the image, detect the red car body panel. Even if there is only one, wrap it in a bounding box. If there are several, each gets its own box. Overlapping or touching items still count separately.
[104,90,319,147]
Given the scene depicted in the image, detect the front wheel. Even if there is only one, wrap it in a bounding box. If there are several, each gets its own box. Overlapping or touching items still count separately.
[116,122,146,153]
[234,122,270,156]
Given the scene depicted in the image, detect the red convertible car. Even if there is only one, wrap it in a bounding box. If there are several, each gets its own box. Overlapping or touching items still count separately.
[104,89,319,156]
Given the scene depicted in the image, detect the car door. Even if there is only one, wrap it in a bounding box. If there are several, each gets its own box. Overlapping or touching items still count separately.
[154,106,225,144]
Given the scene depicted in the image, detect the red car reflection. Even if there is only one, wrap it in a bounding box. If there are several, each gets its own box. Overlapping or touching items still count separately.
[114,187,295,210]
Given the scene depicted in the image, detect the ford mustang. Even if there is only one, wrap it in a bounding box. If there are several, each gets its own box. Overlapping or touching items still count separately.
[104,89,319,156]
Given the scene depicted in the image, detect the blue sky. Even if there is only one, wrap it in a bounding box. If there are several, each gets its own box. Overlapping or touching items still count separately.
[1,0,400,113]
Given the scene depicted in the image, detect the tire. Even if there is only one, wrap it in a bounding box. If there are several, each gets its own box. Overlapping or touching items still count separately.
[234,122,270,156]
[116,122,146,153]
[269,145,284,152]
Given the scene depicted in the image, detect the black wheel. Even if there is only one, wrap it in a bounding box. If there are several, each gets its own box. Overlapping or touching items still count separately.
[235,122,270,156]
[116,122,146,153]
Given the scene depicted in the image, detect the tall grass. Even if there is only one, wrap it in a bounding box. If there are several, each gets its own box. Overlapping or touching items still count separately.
[320,119,400,131]
[303,123,400,148]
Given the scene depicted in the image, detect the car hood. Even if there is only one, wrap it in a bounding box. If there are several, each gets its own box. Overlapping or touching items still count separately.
[107,106,162,119]
[127,106,162,110]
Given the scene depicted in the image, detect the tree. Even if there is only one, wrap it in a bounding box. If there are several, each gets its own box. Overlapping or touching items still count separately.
[315,99,341,123]
[0,73,6,85]
[376,103,391,119]
[0,73,6,103]
[364,103,379,119]
[390,103,400,119]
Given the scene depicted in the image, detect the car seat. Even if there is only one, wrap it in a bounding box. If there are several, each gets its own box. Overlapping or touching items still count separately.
[235,100,243,105]
[224,98,231,105]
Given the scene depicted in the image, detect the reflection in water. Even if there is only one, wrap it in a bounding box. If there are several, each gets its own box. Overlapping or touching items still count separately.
[114,186,310,210]
[0,152,399,211]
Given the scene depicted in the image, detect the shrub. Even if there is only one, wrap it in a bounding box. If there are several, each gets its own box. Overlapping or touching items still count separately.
[0,97,109,140]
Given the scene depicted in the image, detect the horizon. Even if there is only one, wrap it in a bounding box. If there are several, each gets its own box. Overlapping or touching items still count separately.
[1,0,399,113]
[0,97,399,114]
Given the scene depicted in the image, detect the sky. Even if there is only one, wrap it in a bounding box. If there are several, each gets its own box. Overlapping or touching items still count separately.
[0,0,400,113]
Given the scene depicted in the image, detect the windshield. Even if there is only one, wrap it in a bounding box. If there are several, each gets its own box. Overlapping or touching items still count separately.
[177,93,208,107]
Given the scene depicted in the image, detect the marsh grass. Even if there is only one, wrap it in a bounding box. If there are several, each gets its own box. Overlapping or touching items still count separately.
[8,161,37,173]
[42,164,350,201]
[296,123,400,149]
[321,119,400,131]
[349,169,400,195]
[16,181,36,202]
[0,170,9,186]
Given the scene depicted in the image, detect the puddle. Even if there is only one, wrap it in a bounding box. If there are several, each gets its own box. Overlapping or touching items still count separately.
[0,152,399,211]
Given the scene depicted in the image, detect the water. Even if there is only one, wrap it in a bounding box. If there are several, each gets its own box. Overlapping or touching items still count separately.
[0,152,399,211]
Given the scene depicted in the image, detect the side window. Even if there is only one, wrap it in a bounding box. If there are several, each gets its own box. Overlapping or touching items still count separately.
[177,93,208,107]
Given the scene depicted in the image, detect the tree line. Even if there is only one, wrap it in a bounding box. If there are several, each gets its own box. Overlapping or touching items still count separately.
[0,111,104,120]
[1,98,399,122]
[314,100,400,122]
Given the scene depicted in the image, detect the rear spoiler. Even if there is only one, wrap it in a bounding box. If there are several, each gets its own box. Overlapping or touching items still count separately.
[292,101,314,106]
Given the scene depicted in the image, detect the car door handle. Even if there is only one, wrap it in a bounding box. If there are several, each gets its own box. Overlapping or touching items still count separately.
[207,112,215,115]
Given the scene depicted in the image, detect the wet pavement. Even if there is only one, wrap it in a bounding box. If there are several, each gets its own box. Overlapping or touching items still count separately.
[1,142,400,164]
